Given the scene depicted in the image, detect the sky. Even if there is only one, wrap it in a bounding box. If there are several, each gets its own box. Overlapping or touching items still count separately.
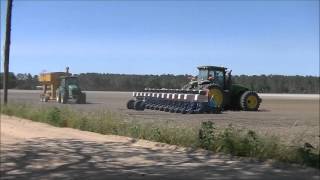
[0,0,319,76]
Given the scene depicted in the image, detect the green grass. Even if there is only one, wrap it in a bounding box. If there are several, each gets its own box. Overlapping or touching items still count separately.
[199,122,319,168]
[1,103,319,168]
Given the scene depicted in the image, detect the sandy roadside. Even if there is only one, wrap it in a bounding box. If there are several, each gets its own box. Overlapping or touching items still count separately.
[0,115,319,180]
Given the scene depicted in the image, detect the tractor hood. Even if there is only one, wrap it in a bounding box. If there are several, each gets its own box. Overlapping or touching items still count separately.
[68,84,81,95]
[230,84,249,95]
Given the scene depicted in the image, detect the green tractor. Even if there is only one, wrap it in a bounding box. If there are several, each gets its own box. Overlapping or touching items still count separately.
[56,76,86,104]
[184,66,262,111]
[128,66,262,113]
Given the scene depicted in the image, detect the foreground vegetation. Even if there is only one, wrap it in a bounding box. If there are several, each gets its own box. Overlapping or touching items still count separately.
[1,103,319,168]
[1,72,319,93]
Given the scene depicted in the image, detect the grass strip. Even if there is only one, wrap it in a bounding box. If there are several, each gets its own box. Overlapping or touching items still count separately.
[1,103,319,168]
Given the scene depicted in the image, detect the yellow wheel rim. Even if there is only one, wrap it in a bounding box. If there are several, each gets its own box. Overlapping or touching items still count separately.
[208,88,223,107]
[247,95,258,109]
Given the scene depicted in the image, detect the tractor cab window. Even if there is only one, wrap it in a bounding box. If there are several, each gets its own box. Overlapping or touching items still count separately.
[66,77,79,86]
[208,70,224,87]
[198,69,209,81]
[215,71,224,86]
[208,71,215,80]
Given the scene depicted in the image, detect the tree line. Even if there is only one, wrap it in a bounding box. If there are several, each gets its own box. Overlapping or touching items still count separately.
[0,72,319,94]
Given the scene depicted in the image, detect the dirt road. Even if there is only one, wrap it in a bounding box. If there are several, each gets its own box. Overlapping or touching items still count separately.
[1,115,319,180]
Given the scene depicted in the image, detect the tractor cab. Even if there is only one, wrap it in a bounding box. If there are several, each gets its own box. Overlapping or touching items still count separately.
[197,66,227,88]
[60,76,80,88]
[59,76,82,95]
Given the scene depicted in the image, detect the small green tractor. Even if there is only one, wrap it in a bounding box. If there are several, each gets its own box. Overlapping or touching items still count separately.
[39,68,86,104]
[127,66,262,113]
[56,76,86,104]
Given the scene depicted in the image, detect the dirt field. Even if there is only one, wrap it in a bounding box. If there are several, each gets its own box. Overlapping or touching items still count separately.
[1,115,319,180]
[4,90,320,147]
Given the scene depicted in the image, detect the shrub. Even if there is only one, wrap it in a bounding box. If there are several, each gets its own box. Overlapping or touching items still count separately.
[46,107,64,126]
[199,121,215,150]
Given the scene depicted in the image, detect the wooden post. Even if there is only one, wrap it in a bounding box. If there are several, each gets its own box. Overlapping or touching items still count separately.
[3,0,13,105]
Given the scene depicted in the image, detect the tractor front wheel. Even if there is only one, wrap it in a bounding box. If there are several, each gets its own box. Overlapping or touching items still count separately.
[206,85,224,109]
[240,91,261,111]
[77,93,86,104]
[56,94,61,103]
[40,95,44,102]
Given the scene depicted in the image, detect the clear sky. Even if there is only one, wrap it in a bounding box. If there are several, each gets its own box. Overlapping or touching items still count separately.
[0,0,319,76]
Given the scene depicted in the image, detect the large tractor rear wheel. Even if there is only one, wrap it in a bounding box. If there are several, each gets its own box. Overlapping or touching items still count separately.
[77,93,86,104]
[206,85,224,109]
[240,91,261,111]
[82,93,87,104]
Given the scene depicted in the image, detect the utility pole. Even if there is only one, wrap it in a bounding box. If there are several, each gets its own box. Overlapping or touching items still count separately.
[3,0,13,105]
